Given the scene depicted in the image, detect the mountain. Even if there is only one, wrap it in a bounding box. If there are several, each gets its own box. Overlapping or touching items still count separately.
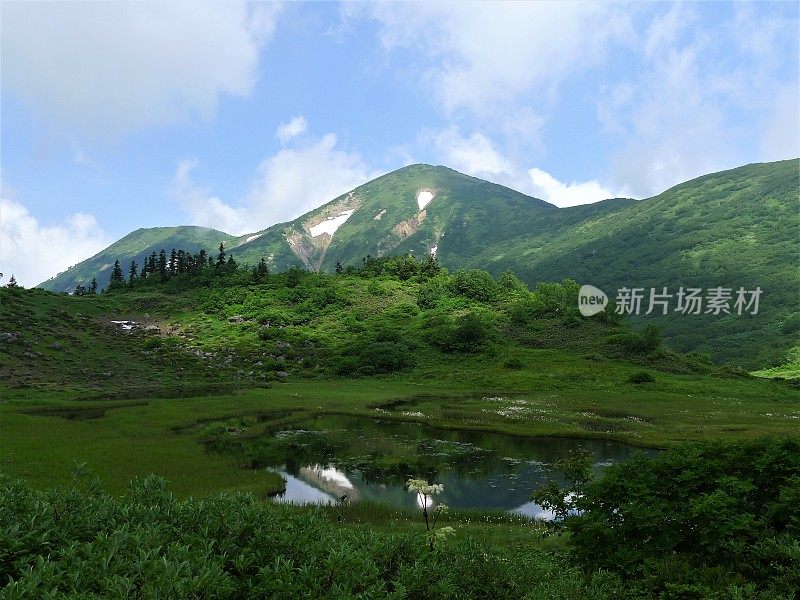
[463,159,800,368]
[40,226,234,293]
[39,160,799,369]
[229,163,637,271]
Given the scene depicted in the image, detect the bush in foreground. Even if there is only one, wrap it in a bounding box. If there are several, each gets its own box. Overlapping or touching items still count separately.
[0,474,621,599]
[566,438,800,599]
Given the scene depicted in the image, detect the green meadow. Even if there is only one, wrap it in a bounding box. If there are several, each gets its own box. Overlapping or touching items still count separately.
[2,260,798,598]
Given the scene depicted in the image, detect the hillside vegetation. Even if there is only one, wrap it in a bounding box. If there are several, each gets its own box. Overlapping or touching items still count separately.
[39,160,799,370]
[40,226,234,293]
[4,259,800,599]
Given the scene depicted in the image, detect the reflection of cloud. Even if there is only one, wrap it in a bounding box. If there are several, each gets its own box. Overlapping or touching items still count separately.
[272,471,334,505]
[298,464,357,500]
[309,465,354,490]
[511,501,554,521]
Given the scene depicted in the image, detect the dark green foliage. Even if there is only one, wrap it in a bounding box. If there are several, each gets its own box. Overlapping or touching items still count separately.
[503,356,525,369]
[128,260,138,285]
[532,280,580,316]
[449,269,499,302]
[425,310,491,353]
[628,370,655,384]
[108,260,125,289]
[358,254,442,280]
[332,328,417,376]
[284,267,304,288]
[564,439,800,598]
[609,324,662,355]
[531,450,593,521]
[40,226,233,292]
[0,475,617,599]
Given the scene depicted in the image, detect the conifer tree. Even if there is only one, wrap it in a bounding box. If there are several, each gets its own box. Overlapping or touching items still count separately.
[109,260,125,288]
[216,242,226,266]
[89,278,98,295]
[169,249,178,275]
[257,258,269,280]
[147,252,157,275]
[335,261,344,275]
[157,250,167,278]
[129,260,138,284]
[74,283,86,296]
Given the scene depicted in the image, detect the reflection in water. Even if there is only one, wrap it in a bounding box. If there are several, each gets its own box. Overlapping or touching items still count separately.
[273,470,335,505]
[212,414,653,518]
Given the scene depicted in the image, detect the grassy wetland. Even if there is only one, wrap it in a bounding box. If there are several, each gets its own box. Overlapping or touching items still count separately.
[2,257,798,598]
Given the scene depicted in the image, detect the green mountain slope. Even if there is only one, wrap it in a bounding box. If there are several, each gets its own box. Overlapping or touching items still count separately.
[231,164,637,271]
[40,226,234,292]
[40,160,798,369]
[467,160,799,369]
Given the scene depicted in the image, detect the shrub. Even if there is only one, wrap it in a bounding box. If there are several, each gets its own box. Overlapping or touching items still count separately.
[531,279,580,316]
[0,474,621,599]
[563,439,800,597]
[417,276,450,309]
[608,324,662,355]
[498,270,528,294]
[628,371,655,384]
[425,310,492,354]
[448,269,499,302]
[331,326,416,375]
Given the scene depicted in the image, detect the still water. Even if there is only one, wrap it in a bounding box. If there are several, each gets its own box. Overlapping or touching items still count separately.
[212,414,652,518]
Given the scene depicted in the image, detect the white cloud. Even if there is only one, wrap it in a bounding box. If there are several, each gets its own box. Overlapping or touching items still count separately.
[599,3,799,197]
[761,85,800,161]
[72,146,94,167]
[172,130,374,235]
[0,199,110,287]
[169,159,249,235]
[426,126,627,206]
[361,2,631,117]
[0,1,281,135]
[527,168,627,207]
[276,115,308,143]
[429,127,515,179]
[359,1,796,198]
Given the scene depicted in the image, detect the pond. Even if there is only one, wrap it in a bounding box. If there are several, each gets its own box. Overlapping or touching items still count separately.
[210,413,654,518]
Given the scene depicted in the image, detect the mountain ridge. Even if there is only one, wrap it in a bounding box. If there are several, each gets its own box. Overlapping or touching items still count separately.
[36,159,799,369]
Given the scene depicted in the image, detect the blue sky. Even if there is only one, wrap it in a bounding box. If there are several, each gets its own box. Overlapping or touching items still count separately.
[1,1,798,286]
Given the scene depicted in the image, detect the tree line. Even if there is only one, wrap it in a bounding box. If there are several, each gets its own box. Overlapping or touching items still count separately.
[94,245,442,294]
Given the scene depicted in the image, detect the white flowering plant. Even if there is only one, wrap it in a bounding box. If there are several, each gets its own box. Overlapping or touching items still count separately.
[406,478,455,549]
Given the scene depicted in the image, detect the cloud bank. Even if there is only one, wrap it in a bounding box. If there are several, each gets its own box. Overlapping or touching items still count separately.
[173,120,374,235]
[0,198,110,287]
[1,1,281,135]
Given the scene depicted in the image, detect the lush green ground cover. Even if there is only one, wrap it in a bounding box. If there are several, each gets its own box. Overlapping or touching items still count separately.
[2,262,799,598]
[2,439,797,599]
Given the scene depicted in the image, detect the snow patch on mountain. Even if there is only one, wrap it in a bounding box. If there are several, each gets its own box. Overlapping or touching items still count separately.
[309,209,355,238]
[417,189,435,210]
